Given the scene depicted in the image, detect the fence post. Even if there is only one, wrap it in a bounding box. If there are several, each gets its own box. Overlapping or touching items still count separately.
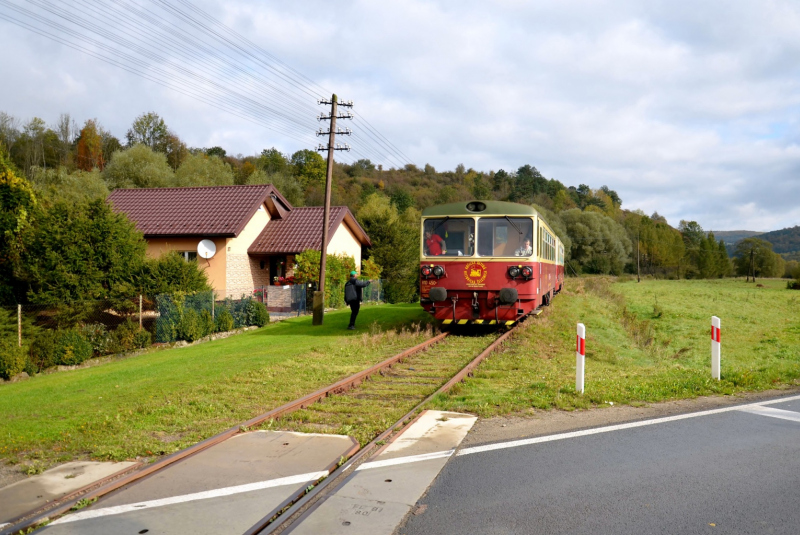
[576,323,585,393]
[139,295,143,329]
[18,304,22,348]
[211,291,215,320]
[711,316,721,380]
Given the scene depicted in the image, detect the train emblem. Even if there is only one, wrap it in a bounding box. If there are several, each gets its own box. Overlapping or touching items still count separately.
[464,262,487,287]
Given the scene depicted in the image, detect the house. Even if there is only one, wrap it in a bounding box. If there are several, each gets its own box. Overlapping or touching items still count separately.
[107,184,371,298]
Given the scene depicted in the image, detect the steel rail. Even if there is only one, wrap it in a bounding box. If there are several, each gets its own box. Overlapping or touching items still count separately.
[0,331,449,535]
[245,314,534,535]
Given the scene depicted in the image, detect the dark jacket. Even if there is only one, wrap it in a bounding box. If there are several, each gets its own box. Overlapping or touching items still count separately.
[344,277,370,304]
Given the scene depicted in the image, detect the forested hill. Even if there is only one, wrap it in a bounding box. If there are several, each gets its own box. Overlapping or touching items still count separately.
[712,230,763,245]
[755,226,800,254]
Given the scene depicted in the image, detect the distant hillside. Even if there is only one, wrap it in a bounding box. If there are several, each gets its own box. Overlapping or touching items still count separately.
[714,226,800,258]
[710,230,763,256]
[711,230,763,245]
[756,226,800,255]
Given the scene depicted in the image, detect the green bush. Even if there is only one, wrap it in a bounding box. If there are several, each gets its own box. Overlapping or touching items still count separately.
[30,330,58,371]
[178,308,201,342]
[200,309,215,336]
[215,308,234,332]
[54,329,93,366]
[81,323,112,356]
[132,328,152,348]
[109,318,152,353]
[788,279,800,290]
[0,337,27,379]
[246,300,269,327]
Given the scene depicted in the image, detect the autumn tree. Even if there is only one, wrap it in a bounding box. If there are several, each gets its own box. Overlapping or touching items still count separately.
[0,150,36,304]
[76,119,105,171]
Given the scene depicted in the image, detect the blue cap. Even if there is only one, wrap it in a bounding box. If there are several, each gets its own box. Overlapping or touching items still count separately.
[350,270,357,276]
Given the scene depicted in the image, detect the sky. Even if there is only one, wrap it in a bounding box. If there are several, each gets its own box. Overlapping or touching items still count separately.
[1,0,799,232]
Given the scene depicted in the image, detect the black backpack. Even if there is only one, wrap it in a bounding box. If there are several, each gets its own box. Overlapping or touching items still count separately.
[344,280,358,304]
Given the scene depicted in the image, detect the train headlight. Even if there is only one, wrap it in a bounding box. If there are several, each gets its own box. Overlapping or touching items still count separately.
[521,266,533,278]
[421,266,432,277]
[507,266,521,278]
[432,265,445,277]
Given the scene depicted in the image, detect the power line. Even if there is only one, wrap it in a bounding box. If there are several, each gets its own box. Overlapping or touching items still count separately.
[0,0,412,167]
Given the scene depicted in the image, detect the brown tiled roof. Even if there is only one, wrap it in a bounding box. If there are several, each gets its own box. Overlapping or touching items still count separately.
[107,184,292,237]
[248,206,371,254]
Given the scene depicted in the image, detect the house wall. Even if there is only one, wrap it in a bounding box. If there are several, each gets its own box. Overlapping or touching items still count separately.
[327,222,362,270]
[226,204,272,298]
[145,237,228,296]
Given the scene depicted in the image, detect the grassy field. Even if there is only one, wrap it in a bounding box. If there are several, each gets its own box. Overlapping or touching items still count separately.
[431,277,800,416]
[0,304,433,471]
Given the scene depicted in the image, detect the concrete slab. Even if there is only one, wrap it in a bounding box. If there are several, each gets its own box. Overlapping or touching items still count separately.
[40,485,311,535]
[0,461,137,523]
[42,431,357,534]
[99,430,356,506]
[287,410,476,535]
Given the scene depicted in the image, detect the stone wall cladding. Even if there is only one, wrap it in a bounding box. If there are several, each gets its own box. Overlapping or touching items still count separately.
[267,285,293,312]
[226,254,271,298]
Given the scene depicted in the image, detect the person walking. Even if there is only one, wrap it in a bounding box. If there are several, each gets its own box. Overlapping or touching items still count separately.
[344,270,371,330]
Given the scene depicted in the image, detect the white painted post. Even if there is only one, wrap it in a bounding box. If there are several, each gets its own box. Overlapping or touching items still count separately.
[711,316,721,380]
[576,323,586,393]
[139,295,143,329]
[18,304,22,348]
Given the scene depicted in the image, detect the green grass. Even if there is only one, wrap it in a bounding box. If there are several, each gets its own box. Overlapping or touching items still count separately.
[0,304,432,467]
[431,277,800,416]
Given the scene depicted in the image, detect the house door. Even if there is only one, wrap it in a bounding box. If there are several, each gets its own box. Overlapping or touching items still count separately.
[269,255,287,281]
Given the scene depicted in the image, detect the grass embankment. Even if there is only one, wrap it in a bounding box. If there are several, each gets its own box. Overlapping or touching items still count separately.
[0,305,432,471]
[432,277,800,416]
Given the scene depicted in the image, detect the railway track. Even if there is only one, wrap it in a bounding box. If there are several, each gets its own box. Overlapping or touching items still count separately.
[2,315,535,535]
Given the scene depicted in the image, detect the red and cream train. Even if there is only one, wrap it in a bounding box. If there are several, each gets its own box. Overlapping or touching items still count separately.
[420,201,564,325]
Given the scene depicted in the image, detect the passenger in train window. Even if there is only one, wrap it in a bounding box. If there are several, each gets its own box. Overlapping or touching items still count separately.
[515,238,532,257]
[424,229,444,256]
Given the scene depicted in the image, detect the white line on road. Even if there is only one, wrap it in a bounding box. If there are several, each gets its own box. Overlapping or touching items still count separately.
[50,470,328,525]
[457,394,800,457]
[738,405,800,423]
[356,449,455,471]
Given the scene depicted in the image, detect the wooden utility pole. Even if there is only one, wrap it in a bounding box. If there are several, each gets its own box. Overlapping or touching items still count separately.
[637,230,641,283]
[312,94,352,325]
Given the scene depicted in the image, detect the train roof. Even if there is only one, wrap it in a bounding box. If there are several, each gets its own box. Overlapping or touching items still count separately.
[421,200,541,218]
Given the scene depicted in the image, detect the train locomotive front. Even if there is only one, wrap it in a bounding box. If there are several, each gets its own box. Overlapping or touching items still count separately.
[419,201,564,325]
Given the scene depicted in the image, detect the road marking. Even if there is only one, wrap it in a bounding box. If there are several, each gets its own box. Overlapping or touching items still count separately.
[50,470,328,525]
[738,406,800,423]
[356,449,455,471]
[457,394,800,457]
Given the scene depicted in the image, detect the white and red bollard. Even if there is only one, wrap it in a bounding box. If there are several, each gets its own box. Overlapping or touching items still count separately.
[576,323,586,393]
[711,316,721,380]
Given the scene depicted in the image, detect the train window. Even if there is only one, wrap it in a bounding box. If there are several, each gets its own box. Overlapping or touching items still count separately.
[477,218,533,257]
[422,218,475,257]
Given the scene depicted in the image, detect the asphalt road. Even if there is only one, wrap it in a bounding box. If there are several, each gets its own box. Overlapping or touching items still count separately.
[401,395,800,535]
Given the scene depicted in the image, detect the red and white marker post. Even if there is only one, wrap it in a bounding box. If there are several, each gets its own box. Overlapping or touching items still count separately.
[711,316,721,380]
[576,323,586,393]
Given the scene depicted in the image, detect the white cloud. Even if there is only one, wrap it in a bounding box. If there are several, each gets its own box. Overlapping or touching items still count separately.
[0,0,798,230]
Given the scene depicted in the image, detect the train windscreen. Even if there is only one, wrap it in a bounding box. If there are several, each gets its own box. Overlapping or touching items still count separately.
[477,218,533,257]
[423,218,475,256]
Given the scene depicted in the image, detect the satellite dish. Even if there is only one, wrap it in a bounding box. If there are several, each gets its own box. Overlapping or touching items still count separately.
[198,239,216,259]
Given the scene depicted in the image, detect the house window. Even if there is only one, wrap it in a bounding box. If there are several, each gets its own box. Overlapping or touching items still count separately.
[180,251,198,262]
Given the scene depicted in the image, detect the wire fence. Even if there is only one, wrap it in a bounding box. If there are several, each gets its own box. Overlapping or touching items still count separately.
[1,279,387,352]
